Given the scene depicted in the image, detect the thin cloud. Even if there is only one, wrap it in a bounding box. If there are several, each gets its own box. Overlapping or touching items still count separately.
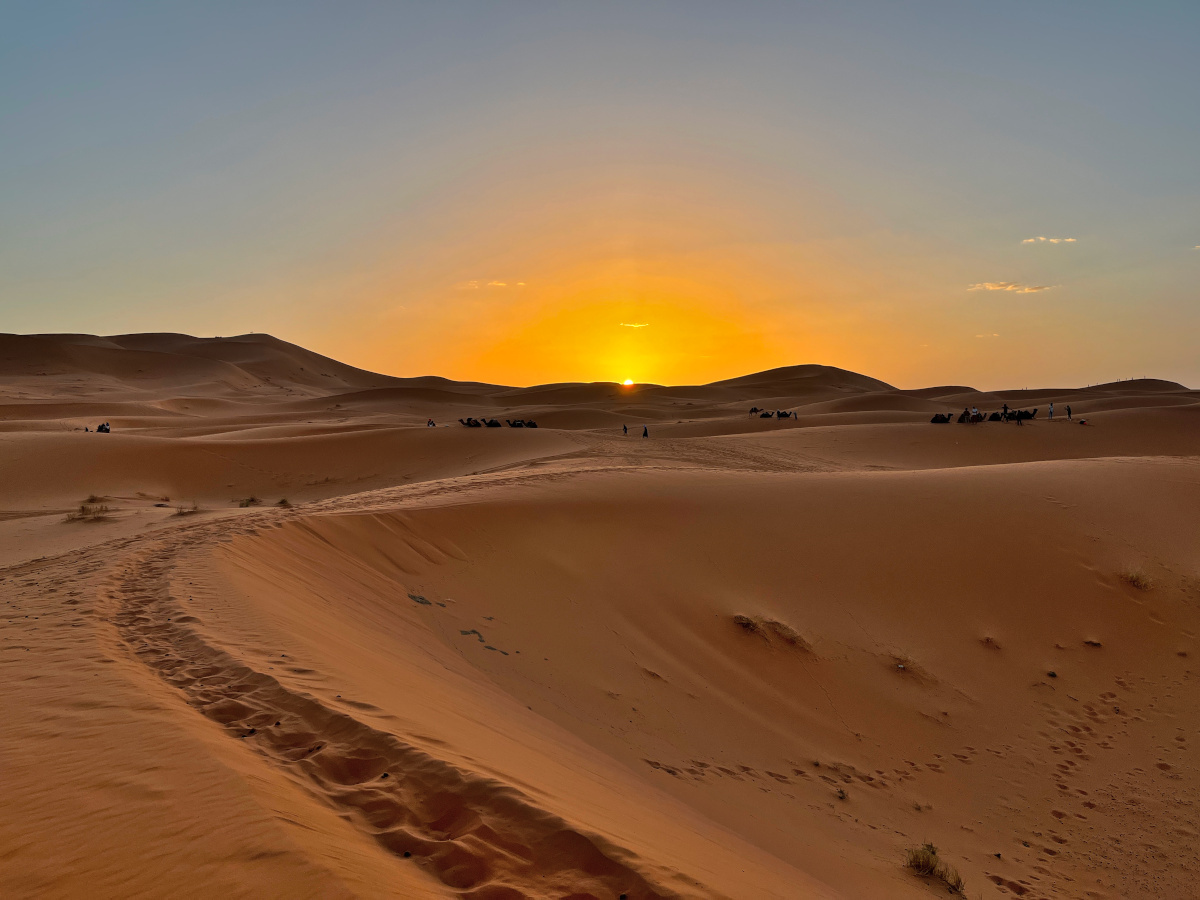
[968,281,1056,293]
[487,280,507,287]
[455,280,480,290]
[1022,236,1077,244]
[974,333,1000,338]
[619,322,650,328]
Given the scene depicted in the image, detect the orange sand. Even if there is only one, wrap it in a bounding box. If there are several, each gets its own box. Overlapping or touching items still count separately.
[2,332,1199,898]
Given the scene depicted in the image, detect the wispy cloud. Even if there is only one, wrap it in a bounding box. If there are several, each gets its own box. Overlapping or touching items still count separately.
[455,279,525,289]
[968,282,1056,293]
[1022,236,1077,244]
[619,322,649,328]
[974,333,1000,338]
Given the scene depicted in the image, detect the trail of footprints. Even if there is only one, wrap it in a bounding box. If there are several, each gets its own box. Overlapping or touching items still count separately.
[110,538,679,900]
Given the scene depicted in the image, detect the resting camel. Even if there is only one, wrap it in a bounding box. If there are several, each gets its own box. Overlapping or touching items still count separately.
[505,419,525,427]
[759,411,774,418]
[930,413,952,423]
[458,417,482,428]
[483,418,502,427]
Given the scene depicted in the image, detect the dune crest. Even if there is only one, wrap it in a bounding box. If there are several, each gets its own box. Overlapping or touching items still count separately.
[2,332,1199,898]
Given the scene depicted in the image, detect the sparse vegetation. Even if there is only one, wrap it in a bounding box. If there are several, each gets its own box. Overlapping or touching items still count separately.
[277,498,292,508]
[238,496,261,508]
[174,503,200,516]
[66,502,111,522]
[1120,568,1153,591]
[732,614,810,650]
[905,842,965,894]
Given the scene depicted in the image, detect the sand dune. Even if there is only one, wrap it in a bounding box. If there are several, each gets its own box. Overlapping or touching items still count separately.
[2,332,1199,898]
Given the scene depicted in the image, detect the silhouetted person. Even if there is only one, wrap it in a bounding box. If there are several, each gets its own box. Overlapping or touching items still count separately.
[623,424,628,435]
[1066,405,1072,420]
[1002,403,1009,420]
[642,425,648,438]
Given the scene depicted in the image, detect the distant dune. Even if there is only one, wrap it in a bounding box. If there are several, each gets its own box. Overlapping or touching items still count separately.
[2,332,1199,899]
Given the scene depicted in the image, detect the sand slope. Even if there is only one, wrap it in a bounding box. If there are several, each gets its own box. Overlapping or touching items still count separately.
[2,332,1199,898]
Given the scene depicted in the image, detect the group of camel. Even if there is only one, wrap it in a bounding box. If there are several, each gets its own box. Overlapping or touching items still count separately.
[458,418,538,428]
[930,408,1039,424]
[748,407,797,419]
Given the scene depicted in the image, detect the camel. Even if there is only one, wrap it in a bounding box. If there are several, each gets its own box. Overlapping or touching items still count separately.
[930,413,952,423]
[759,411,774,418]
[483,418,502,427]
[749,407,761,416]
[505,419,525,427]
[458,417,482,427]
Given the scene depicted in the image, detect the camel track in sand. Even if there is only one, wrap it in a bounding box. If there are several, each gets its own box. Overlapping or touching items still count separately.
[95,468,711,900]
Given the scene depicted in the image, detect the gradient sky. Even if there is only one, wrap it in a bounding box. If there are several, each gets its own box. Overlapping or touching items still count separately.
[3,2,1198,388]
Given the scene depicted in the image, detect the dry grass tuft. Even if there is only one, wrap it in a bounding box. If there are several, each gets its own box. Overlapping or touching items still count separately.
[904,842,964,894]
[238,496,262,508]
[732,615,811,651]
[173,503,200,516]
[66,503,111,522]
[277,498,292,508]
[1119,568,1153,591]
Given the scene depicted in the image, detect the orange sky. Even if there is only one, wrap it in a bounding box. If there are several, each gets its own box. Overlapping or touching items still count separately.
[5,4,1198,389]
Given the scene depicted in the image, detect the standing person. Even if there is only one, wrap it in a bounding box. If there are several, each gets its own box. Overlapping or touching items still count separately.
[1049,402,1054,420]
[642,425,648,438]
[1066,405,1072,420]
[623,424,628,435]
[1002,402,1009,420]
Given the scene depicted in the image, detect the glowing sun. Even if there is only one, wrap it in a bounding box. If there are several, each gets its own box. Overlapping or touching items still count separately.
[623,379,634,386]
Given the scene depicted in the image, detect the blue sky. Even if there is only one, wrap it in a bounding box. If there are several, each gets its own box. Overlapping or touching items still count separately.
[2,2,1197,386]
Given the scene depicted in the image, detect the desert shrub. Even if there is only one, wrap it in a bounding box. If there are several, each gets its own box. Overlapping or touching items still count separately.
[732,614,811,651]
[904,843,964,894]
[277,498,292,508]
[1120,568,1152,591]
[174,503,200,516]
[66,503,111,522]
[238,496,261,508]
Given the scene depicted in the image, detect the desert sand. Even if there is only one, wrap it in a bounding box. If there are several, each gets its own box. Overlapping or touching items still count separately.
[2,332,1199,899]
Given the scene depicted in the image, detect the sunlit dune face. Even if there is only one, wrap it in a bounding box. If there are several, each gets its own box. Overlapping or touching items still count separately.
[623,379,633,386]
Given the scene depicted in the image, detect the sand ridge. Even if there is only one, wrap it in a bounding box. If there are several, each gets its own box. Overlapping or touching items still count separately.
[2,332,1199,898]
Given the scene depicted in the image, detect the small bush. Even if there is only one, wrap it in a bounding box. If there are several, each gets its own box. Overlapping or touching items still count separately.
[66,503,111,522]
[1120,568,1153,591]
[732,614,811,651]
[905,843,964,894]
[174,503,200,516]
[277,498,292,508]
[238,496,261,508]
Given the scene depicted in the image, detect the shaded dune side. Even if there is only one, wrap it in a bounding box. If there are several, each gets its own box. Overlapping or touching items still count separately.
[109,537,686,900]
